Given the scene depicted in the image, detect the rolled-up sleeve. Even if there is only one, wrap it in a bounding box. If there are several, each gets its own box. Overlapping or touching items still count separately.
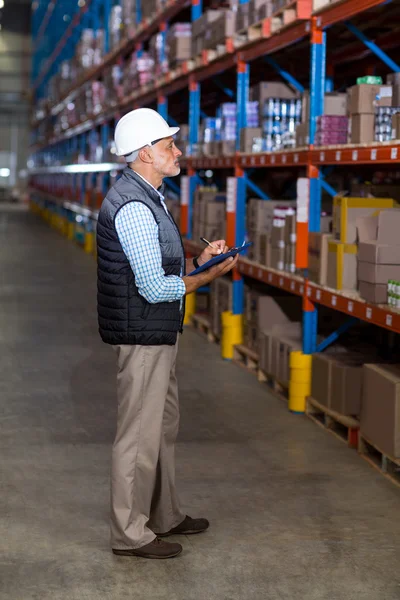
[114,202,186,304]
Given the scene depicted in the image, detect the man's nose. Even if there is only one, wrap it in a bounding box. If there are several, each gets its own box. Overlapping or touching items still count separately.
[175,146,182,157]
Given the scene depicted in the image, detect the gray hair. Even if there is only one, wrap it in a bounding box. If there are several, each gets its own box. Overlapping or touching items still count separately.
[124,149,140,163]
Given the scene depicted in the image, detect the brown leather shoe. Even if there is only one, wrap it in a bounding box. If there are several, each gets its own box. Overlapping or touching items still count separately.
[112,537,182,559]
[157,515,210,537]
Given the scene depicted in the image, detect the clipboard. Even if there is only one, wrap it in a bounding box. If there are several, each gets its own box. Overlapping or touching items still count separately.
[188,242,253,276]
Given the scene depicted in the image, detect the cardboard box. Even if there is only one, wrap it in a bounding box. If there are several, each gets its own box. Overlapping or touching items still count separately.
[271,247,285,271]
[278,333,302,386]
[247,199,296,234]
[285,244,296,274]
[270,322,302,383]
[253,232,271,266]
[250,81,298,104]
[284,213,296,246]
[240,127,263,153]
[351,114,375,144]
[393,113,400,139]
[258,300,302,375]
[333,196,394,244]
[348,84,391,114]
[202,201,226,225]
[302,92,351,122]
[361,364,400,458]
[308,232,331,285]
[327,240,358,291]
[168,37,192,63]
[192,9,222,37]
[358,281,387,304]
[271,224,285,248]
[295,122,309,147]
[311,353,335,408]
[358,241,400,264]
[324,93,347,117]
[331,359,363,416]
[358,262,400,285]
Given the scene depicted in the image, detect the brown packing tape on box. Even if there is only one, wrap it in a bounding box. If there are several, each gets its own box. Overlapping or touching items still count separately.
[361,363,400,458]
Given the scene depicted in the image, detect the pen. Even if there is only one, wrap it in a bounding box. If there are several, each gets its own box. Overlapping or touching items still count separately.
[200,237,218,249]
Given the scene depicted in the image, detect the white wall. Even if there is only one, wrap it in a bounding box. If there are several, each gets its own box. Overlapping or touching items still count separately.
[0,30,31,189]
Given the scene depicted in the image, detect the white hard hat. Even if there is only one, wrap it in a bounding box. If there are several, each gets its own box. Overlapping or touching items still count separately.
[114,108,180,157]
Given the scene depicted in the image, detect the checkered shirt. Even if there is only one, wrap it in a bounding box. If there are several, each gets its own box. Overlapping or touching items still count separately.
[114,190,186,305]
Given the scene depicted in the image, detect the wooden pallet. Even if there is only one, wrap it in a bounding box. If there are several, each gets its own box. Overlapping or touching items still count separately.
[234,18,271,47]
[233,344,259,375]
[190,313,218,343]
[306,396,359,448]
[358,435,400,489]
[257,369,288,402]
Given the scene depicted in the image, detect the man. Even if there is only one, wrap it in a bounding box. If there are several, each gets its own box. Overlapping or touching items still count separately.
[97,108,238,559]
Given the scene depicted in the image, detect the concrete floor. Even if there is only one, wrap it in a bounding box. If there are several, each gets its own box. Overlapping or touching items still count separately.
[1,205,400,600]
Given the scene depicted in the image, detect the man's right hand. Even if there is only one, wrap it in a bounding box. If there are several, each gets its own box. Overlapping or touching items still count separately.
[182,254,239,296]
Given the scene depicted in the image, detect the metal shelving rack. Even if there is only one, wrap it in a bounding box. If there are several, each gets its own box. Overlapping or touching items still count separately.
[30,0,400,354]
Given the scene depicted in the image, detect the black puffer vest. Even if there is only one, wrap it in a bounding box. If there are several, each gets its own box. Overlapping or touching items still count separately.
[96,167,186,346]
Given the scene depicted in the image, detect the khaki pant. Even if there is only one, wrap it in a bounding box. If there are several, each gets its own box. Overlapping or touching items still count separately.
[111,340,185,550]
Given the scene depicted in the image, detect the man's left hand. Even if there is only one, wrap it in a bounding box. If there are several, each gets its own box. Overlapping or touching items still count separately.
[198,239,229,265]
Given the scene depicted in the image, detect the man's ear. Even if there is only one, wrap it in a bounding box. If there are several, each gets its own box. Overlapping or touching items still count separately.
[139,146,153,164]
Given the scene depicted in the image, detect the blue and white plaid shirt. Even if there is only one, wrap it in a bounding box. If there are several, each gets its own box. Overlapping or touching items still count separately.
[114,175,186,305]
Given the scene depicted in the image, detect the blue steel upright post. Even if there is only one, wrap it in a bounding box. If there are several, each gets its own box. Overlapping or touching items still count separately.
[303,18,326,355]
[230,58,249,316]
[187,0,202,239]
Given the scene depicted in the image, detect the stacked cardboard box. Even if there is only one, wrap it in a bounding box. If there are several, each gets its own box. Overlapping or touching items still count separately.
[311,352,364,416]
[236,1,251,30]
[205,10,236,50]
[297,92,347,146]
[166,23,192,68]
[192,187,226,243]
[191,10,223,55]
[357,209,400,304]
[246,199,296,266]
[361,364,400,458]
[249,0,272,21]
[210,277,232,338]
[308,231,332,286]
[284,209,296,274]
[348,83,393,144]
[327,196,395,292]
[260,320,302,385]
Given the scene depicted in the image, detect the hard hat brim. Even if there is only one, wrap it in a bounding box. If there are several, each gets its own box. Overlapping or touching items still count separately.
[118,126,181,156]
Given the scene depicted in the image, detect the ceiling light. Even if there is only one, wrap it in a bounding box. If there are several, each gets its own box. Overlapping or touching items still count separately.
[0,0,4,8]
[0,168,10,177]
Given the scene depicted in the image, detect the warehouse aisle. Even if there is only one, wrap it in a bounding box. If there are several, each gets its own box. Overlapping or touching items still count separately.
[1,205,400,600]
